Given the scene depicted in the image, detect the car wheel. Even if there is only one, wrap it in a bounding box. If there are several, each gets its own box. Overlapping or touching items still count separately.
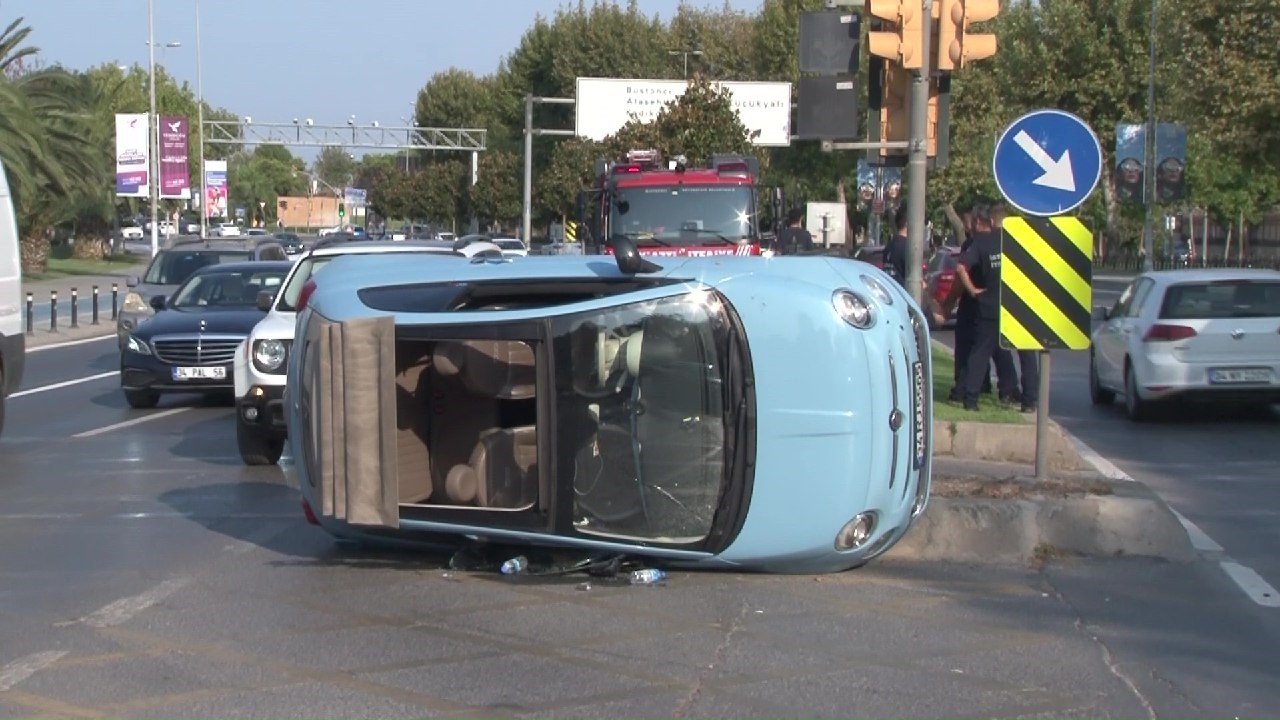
[123,389,160,409]
[237,416,284,466]
[1089,351,1115,405]
[1124,363,1154,422]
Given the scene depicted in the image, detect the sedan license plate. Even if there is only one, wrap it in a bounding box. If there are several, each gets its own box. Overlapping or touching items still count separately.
[1208,368,1272,384]
[172,366,227,381]
[912,361,926,469]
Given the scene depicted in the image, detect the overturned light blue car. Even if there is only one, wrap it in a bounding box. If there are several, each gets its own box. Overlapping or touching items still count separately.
[286,243,932,573]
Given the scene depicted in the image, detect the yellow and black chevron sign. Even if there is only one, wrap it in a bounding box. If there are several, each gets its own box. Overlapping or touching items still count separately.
[564,220,578,243]
[1000,216,1092,351]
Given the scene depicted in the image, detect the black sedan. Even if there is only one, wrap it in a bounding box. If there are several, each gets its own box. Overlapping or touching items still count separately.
[120,261,292,408]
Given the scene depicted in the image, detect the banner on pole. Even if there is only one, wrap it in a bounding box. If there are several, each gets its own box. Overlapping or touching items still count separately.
[204,160,228,219]
[159,116,190,199]
[115,113,149,197]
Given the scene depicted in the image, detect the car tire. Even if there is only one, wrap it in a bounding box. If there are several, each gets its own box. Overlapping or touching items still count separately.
[1089,352,1115,405]
[237,417,284,466]
[124,389,160,409]
[1124,363,1154,422]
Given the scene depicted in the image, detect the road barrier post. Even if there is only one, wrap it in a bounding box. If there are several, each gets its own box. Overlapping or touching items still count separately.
[92,285,100,325]
[70,287,79,328]
[25,292,33,336]
[49,290,58,332]
[112,283,119,320]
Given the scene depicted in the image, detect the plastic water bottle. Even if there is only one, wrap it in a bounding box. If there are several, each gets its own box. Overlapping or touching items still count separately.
[500,555,528,575]
[629,568,667,585]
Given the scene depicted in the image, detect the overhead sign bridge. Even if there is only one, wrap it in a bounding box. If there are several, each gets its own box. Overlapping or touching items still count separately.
[203,121,487,151]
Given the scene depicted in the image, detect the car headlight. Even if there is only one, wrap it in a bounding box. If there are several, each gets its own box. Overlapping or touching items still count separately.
[860,275,894,306]
[125,334,152,356]
[835,512,878,551]
[253,339,288,374]
[833,289,875,329]
[122,291,150,314]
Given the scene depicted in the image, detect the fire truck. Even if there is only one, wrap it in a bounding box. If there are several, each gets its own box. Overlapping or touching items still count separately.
[578,149,765,257]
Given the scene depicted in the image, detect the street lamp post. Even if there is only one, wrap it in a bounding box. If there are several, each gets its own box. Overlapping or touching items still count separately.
[667,49,703,79]
[1142,0,1157,271]
[147,0,157,256]
[196,0,207,239]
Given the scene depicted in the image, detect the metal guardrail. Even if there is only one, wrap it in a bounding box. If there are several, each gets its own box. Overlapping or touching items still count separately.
[1094,257,1280,272]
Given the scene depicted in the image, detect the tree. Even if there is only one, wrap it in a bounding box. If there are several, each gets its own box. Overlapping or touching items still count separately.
[313,145,356,190]
[228,145,306,227]
[467,150,521,231]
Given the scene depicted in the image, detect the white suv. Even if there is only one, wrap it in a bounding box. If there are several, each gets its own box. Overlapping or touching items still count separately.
[232,238,505,464]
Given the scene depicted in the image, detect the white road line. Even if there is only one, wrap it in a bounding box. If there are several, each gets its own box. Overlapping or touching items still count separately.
[73,578,190,628]
[26,334,116,353]
[0,650,68,691]
[1171,510,1224,553]
[1062,425,1279,609]
[1219,562,1280,608]
[10,371,119,398]
[73,407,189,438]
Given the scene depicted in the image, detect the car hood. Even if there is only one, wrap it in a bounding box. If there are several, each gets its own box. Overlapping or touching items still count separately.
[133,307,266,337]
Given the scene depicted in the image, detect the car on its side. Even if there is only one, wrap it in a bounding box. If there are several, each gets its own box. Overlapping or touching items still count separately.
[116,238,289,347]
[120,261,292,408]
[284,242,932,573]
[1090,268,1280,420]
[232,238,506,465]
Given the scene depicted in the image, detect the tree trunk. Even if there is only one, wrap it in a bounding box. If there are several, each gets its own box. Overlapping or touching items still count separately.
[943,202,966,246]
[1223,225,1232,265]
[19,231,50,275]
[1101,163,1120,259]
[1238,211,1246,265]
[835,176,852,251]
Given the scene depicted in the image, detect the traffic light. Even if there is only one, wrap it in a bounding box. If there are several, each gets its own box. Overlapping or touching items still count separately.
[338,202,345,219]
[878,62,912,156]
[866,0,924,69]
[937,0,999,70]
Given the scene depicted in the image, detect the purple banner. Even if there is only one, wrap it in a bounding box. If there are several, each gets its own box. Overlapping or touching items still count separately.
[115,113,149,197]
[159,116,190,199]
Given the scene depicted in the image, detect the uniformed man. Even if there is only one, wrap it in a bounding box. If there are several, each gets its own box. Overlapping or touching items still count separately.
[954,203,1006,411]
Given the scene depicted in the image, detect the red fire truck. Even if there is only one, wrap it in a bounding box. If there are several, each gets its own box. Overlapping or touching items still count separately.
[579,149,764,257]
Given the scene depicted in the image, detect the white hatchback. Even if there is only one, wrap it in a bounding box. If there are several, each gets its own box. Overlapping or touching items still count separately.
[1090,268,1280,420]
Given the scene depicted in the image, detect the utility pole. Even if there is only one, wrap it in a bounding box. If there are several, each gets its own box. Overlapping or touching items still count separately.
[1141,0,1157,271]
[196,0,206,239]
[147,0,159,257]
[904,0,933,307]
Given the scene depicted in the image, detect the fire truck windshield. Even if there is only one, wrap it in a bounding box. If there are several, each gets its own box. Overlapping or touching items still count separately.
[610,185,753,245]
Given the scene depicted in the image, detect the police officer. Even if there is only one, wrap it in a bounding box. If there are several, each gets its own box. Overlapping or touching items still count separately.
[989,203,1039,412]
[954,203,1007,411]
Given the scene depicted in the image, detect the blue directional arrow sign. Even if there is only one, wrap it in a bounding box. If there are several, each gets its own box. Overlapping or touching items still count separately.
[992,109,1102,217]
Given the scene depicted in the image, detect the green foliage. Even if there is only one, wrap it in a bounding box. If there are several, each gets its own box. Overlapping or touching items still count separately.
[468,150,521,230]
[227,145,307,226]
[313,146,356,190]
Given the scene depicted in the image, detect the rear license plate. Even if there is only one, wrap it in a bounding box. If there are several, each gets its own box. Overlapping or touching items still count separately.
[172,366,226,381]
[1208,368,1272,384]
[912,361,926,469]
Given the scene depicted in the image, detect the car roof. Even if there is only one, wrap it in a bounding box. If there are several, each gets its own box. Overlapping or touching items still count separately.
[190,260,294,275]
[169,238,271,250]
[1140,268,1280,284]
[307,240,463,257]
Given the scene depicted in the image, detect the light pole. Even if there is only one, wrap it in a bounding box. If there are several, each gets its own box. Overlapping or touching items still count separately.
[1141,0,1157,271]
[667,49,703,79]
[147,0,158,257]
[196,0,207,238]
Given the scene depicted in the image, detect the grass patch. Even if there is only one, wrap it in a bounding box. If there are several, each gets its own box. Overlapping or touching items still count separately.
[27,255,146,282]
[931,342,1028,424]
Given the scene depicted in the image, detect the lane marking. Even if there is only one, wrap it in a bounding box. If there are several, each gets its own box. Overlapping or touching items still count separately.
[26,334,116,353]
[10,371,119,398]
[0,650,69,691]
[73,408,190,438]
[68,578,190,628]
[1219,562,1280,608]
[1064,426,1279,608]
[1170,509,1224,553]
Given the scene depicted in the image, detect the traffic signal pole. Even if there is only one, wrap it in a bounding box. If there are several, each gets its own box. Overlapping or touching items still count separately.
[905,0,932,308]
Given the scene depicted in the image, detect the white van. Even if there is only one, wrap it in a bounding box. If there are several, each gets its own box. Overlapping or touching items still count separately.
[0,160,25,437]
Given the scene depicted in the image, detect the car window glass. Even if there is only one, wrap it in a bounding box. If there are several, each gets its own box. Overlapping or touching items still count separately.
[172,269,288,308]
[1111,280,1137,318]
[277,257,334,312]
[143,251,251,284]
[1127,278,1154,317]
[1159,281,1280,319]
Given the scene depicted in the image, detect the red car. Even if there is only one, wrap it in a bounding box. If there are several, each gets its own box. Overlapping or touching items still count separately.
[924,246,961,327]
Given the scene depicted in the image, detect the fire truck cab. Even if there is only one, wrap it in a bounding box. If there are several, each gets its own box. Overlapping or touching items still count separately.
[578,149,764,258]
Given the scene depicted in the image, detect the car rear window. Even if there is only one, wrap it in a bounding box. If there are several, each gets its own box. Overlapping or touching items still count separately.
[1159,280,1280,319]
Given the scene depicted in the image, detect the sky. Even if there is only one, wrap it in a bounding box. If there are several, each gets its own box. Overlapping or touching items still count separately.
[6,0,764,160]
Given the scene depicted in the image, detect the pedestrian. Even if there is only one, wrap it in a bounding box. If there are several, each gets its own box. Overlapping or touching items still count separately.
[777,208,814,255]
[987,203,1024,406]
[988,199,1039,409]
[954,203,1017,410]
[884,205,909,287]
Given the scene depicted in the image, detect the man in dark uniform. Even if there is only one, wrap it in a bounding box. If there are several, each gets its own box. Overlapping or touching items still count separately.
[777,208,814,255]
[954,204,1012,410]
[989,203,1037,411]
[884,205,909,287]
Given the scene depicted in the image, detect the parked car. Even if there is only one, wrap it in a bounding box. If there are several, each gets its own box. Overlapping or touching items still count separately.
[233,239,505,465]
[120,224,144,240]
[284,241,932,572]
[120,261,292,408]
[924,246,961,327]
[210,223,242,238]
[116,238,289,347]
[1090,268,1280,420]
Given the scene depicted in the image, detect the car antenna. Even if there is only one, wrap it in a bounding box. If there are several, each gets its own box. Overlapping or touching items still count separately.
[612,236,662,275]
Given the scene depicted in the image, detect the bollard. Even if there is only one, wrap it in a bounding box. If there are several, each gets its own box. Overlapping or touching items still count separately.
[111,283,119,320]
[92,285,100,325]
[70,287,79,328]
[50,290,58,332]
[25,292,33,336]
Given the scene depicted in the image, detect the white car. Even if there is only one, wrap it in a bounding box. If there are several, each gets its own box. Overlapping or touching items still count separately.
[211,223,242,238]
[232,238,506,465]
[492,237,529,257]
[1090,268,1280,420]
[120,225,144,240]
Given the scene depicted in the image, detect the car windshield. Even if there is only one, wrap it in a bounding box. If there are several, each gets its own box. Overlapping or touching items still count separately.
[610,185,753,245]
[277,256,336,312]
[143,250,254,285]
[551,290,736,544]
[171,268,286,309]
[1159,280,1280,319]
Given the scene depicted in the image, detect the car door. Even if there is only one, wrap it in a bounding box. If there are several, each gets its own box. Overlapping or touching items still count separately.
[1094,279,1142,387]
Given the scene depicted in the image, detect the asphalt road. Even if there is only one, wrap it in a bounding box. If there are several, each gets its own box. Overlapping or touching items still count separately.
[1,336,1277,716]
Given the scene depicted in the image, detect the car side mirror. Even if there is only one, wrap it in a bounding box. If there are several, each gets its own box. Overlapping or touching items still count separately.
[256,289,275,312]
[127,275,139,288]
[1092,306,1110,322]
[149,294,167,311]
[612,236,662,275]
